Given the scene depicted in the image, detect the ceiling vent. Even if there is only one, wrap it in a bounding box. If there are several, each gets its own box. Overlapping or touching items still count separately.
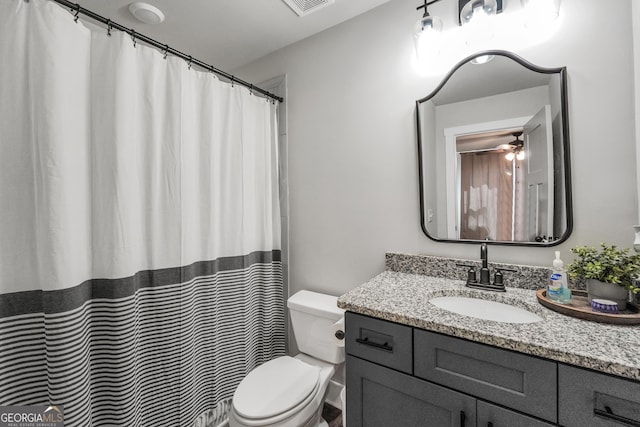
[282,0,335,16]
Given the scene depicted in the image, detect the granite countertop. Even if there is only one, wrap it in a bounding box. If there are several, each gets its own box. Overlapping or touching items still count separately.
[337,270,640,381]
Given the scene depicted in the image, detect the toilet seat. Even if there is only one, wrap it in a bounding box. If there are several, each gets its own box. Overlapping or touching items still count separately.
[233,356,321,424]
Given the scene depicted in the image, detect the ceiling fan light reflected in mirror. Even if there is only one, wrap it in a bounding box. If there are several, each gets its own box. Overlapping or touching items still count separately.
[505,131,525,161]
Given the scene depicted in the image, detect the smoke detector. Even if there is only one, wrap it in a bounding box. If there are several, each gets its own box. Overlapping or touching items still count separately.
[282,0,335,17]
[129,2,165,24]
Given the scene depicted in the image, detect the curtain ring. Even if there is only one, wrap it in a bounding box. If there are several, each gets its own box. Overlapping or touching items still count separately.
[249,84,254,95]
[106,19,112,36]
[130,30,136,47]
[73,4,80,23]
[187,55,192,70]
[230,76,235,87]
[163,44,169,60]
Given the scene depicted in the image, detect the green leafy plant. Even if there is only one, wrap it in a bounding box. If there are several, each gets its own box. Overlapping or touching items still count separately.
[567,243,640,294]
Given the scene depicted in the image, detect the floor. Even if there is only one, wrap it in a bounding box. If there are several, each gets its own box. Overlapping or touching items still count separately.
[196,402,343,427]
[322,403,343,427]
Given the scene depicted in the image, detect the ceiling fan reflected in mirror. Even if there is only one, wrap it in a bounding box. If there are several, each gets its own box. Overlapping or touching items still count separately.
[503,131,525,161]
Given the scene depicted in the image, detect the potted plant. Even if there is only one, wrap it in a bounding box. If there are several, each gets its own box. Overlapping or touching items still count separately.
[567,243,640,310]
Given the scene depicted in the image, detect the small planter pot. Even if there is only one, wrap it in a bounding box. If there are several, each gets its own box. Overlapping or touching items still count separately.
[586,279,629,311]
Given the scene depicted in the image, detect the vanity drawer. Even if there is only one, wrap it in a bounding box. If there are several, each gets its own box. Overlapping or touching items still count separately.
[414,330,557,423]
[558,364,640,427]
[345,312,413,374]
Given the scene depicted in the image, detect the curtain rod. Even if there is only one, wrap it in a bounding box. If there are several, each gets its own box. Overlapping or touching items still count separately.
[48,0,284,103]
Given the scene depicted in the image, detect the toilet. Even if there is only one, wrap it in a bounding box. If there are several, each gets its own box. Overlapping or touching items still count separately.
[228,290,345,427]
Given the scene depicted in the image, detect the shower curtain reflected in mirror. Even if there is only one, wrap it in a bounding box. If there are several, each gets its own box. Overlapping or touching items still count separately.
[0,1,285,426]
[459,151,526,241]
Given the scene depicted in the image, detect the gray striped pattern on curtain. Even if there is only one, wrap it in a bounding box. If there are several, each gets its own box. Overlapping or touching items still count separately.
[0,251,285,427]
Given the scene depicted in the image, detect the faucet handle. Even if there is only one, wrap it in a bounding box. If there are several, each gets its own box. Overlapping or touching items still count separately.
[456,263,477,284]
[493,267,516,286]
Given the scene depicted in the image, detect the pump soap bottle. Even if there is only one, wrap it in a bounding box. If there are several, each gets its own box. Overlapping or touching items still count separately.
[549,251,571,304]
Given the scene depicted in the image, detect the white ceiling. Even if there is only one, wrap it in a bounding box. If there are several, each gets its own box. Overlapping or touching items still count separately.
[74,0,391,70]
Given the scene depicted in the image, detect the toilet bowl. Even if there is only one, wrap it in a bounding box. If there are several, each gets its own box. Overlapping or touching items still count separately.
[228,291,345,427]
[228,355,334,427]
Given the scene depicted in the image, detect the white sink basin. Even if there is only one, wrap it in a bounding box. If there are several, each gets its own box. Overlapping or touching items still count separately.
[429,296,543,324]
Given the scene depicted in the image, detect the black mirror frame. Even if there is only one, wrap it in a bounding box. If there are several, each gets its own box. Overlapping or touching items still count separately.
[416,50,573,247]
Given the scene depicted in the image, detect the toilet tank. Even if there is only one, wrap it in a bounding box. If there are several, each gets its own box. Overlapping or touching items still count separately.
[287,290,345,364]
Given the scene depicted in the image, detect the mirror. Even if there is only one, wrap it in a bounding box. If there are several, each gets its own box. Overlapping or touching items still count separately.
[416,51,572,246]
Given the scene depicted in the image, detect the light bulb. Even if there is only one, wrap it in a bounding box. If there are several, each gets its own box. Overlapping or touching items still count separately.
[460,0,497,48]
[414,14,443,60]
[516,150,526,161]
[505,152,515,161]
[460,0,498,25]
[521,0,561,26]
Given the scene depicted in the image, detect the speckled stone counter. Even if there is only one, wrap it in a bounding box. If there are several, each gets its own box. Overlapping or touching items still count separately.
[338,269,640,381]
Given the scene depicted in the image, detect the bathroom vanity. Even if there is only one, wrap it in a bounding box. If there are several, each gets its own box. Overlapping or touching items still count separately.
[338,254,640,427]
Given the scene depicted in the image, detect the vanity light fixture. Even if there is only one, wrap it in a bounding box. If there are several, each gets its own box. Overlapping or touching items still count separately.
[413,0,560,61]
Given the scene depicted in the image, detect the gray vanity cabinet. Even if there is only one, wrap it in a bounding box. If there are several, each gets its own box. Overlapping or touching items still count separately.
[347,355,476,427]
[345,312,556,427]
[558,364,640,426]
[345,311,640,427]
[414,329,557,423]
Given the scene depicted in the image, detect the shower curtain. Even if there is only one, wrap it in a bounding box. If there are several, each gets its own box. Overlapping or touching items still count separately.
[0,1,285,426]
[459,151,514,241]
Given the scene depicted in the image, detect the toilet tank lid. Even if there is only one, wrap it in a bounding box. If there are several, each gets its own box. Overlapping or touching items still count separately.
[287,290,344,319]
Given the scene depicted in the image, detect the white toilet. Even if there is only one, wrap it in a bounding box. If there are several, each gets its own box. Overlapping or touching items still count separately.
[228,290,345,427]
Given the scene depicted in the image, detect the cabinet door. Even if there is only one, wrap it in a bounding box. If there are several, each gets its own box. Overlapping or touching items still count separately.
[559,364,640,427]
[477,401,556,427]
[414,329,557,423]
[346,355,476,427]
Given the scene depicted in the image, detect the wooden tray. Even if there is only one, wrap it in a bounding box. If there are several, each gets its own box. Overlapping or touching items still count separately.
[536,289,640,325]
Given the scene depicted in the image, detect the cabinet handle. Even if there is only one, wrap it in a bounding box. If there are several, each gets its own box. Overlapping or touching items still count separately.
[593,406,640,427]
[355,337,393,352]
[460,410,466,426]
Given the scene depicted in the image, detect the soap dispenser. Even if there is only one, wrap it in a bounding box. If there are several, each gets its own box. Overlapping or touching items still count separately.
[549,251,571,304]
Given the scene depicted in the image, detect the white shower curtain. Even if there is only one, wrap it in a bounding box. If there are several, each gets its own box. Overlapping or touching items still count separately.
[0,0,285,425]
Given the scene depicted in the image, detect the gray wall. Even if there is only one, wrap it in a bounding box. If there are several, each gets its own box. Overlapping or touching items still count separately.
[235,0,638,297]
